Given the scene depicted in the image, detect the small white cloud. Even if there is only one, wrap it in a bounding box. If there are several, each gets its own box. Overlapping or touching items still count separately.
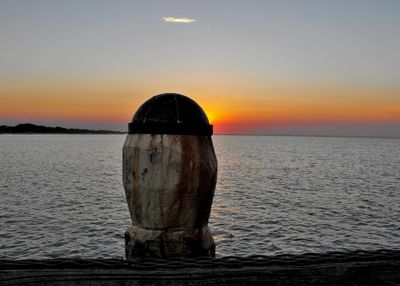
[162,17,197,24]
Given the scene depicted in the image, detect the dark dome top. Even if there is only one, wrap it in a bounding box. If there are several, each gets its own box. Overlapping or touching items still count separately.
[128,93,213,136]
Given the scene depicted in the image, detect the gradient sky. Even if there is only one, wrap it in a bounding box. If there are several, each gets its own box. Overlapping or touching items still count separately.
[1,0,399,136]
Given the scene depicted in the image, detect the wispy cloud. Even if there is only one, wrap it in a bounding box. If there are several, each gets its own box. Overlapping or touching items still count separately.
[162,17,197,24]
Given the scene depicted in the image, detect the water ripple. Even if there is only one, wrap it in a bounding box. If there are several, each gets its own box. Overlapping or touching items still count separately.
[0,135,399,259]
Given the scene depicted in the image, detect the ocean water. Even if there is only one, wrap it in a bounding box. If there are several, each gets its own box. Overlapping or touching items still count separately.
[0,134,399,259]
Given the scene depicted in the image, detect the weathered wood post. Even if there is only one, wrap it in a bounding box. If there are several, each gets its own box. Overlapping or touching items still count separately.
[123,93,217,259]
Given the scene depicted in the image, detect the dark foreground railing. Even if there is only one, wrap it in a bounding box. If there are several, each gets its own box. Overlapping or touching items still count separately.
[1,249,400,285]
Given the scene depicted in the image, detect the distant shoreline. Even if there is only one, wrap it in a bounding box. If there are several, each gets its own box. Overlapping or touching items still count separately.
[1,123,398,138]
[0,123,125,134]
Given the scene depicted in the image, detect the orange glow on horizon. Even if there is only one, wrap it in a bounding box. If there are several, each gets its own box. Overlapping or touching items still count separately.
[1,77,399,133]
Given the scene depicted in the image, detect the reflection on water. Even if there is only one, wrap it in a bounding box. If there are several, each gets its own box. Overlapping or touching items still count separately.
[0,134,399,259]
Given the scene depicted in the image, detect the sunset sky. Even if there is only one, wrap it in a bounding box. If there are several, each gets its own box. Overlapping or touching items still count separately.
[1,0,399,136]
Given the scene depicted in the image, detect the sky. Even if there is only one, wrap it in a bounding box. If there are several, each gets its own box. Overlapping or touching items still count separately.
[1,0,399,136]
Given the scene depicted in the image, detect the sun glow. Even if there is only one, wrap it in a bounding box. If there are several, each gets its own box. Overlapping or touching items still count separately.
[204,110,217,124]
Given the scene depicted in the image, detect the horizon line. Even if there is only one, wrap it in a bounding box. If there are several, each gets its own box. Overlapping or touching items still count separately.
[1,123,399,139]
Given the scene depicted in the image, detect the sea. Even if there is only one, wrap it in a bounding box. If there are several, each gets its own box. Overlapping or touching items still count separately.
[0,134,399,259]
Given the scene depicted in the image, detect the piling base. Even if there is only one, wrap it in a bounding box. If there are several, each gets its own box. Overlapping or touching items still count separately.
[125,225,215,259]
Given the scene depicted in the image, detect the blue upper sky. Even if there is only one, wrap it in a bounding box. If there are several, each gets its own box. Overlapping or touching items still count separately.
[1,0,400,85]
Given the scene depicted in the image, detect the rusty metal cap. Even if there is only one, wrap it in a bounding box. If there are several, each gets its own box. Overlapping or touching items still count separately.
[128,93,213,136]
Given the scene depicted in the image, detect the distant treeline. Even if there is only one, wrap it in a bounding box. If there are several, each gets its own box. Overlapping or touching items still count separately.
[0,123,125,134]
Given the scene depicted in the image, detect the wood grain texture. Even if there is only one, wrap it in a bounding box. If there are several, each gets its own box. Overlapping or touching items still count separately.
[122,134,217,258]
[1,255,399,286]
